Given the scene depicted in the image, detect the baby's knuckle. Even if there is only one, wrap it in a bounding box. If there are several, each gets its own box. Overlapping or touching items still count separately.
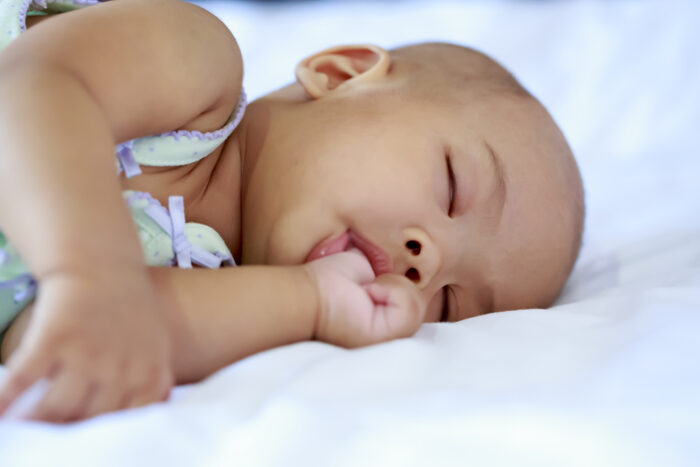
[109,355,129,378]
[45,407,73,423]
[131,364,161,390]
[56,342,88,364]
[35,409,62,423]
[3,370,33,394]
[122,367,143,388]
[32,401,67,422]
[153,368,173,392]
[155,366,173,385]
[43,328,76,349]
[74,337,102,358]
[105,358,131,383]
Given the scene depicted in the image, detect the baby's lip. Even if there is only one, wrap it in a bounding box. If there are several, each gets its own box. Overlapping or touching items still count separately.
[305,231,351,263]
[304,229,394,277]
[348,230,393,276]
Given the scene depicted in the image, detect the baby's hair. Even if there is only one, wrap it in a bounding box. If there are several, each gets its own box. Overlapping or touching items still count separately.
[389,42,531,101]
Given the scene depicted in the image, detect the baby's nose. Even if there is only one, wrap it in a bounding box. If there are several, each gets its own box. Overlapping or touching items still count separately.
[401,228,441,289]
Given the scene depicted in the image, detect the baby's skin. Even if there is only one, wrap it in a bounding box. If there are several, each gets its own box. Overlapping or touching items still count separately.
[0,0,582,422]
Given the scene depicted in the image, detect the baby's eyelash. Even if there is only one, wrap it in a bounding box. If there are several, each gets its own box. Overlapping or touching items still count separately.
[446,155,455,216]
[440,286,450,322]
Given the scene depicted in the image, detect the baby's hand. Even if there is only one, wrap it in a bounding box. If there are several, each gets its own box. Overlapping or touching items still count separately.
[305,249,426,348]
[0,266,173,423]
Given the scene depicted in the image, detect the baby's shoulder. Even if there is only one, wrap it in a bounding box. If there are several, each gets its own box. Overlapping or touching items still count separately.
[7,0,243,144]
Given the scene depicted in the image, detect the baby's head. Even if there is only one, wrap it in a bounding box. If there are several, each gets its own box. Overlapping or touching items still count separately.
[238,42,584,320]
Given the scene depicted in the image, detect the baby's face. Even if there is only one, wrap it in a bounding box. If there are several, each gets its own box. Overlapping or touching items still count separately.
[239,56,579,320]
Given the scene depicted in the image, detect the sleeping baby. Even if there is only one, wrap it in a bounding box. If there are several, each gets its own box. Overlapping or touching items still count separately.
[0,0,583,422]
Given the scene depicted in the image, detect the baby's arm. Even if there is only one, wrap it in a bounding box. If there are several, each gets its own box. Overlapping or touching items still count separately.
[4,253,425,386]
[0,0,244,421]
[148,250,426,384]
[0,0,241,276]
[148,265,318,384]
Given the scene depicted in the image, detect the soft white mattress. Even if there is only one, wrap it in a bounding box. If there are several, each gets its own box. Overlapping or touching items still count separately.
[2,0,699,465]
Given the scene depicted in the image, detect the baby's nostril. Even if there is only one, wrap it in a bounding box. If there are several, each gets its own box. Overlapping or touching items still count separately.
[406,240,421,256]
[405,268,420,282]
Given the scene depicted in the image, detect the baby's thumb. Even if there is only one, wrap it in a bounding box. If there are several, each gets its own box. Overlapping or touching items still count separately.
[363,274,425,343]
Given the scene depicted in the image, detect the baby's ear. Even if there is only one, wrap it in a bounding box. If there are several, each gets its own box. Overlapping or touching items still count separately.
[295,44,390,98]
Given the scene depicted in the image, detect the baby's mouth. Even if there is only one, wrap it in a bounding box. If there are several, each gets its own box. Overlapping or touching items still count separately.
[305,230,393,276]
[305,231,352,263]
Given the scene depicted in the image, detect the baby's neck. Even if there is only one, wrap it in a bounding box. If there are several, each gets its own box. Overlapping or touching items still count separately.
[237,84,305,200]
[183,126,245,262]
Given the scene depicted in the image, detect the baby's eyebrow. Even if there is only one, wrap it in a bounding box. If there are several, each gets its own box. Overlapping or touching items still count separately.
[484,140,507,227]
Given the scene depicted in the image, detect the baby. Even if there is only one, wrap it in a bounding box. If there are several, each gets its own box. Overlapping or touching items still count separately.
[0,0,583,422]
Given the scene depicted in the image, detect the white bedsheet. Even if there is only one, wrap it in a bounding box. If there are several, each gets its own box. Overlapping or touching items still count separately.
[2,0,699,465]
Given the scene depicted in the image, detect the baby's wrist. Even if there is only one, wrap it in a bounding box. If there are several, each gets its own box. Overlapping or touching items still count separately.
[31,236,147,283]
[37,257,137,281]
[299,263,324,340]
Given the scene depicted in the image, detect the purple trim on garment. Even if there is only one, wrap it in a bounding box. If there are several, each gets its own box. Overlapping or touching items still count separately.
[142,197,192,269]
[0,275,29,290]
[190,245,224,268]
[126,190,154,206]
[32,0,98,8]
[161,89,247,142]
[214,251,236,267]
[0,249,7,266]
[127,191,234,269]
[115,141,143,178]
[0,273,37,304]
[14,277,36,303]
[168,196,192,268]
[114,90,246,178]
[20,0,99,33]
[18,0,32,33]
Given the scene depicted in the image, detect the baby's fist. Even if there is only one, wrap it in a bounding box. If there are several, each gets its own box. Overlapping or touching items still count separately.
[305,249,426,348]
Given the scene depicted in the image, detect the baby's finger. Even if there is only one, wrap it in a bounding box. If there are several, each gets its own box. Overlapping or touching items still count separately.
[80,379,126,420]
[364,275,425,341]
[342,248,375,283]
[121,370,172,411]
[124,387,162,411]
[312,248,374,284]
[26,368,93,423]
[0,346,55,416]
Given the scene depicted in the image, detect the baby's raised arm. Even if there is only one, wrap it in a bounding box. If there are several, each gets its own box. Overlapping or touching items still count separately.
[0,0,242,422]
[0,0,241,276]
